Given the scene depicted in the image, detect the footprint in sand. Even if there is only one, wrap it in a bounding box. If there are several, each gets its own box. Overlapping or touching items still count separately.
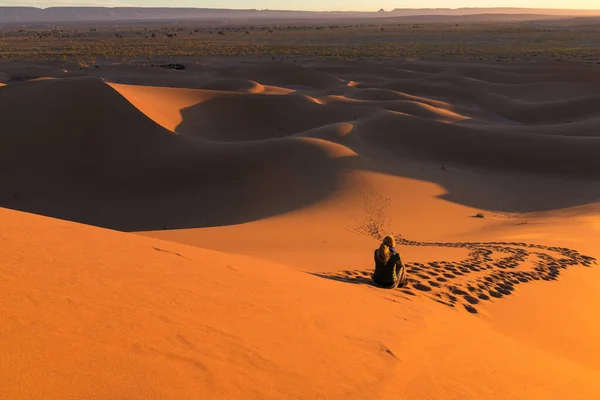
[313,234,597,314]
[412,283,432,292]
[463,304,478,314]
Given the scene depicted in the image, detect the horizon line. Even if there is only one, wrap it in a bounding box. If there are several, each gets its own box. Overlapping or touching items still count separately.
[5,6,600,12]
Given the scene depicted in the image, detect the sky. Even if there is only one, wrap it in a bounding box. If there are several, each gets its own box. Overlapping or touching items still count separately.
[1,0,599,12]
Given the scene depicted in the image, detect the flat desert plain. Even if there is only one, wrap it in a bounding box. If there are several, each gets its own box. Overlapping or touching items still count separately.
[1,52,600,399]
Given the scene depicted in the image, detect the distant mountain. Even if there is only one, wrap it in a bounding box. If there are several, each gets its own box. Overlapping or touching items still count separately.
[0,6,598,24]
[388,8,600,16]
[0,7,369,23]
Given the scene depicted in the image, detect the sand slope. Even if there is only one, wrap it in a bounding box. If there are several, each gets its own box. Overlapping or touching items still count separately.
[0,77,362,230]
[2,207,600,399]
[2,60,600,231]
[110,83,376,141]
[1,58,600,398]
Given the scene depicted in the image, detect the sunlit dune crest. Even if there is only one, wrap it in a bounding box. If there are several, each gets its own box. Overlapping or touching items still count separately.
[1,56,600,399]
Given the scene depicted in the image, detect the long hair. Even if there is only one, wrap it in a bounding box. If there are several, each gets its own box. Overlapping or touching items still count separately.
[378,235,396,264]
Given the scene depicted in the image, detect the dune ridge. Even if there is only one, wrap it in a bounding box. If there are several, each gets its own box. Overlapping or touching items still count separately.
[1,59,600,233]
[2,57,600,398]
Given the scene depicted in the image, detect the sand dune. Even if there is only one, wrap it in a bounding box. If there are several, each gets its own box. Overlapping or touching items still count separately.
[3,206,600,400]
[0,77,197,180]
[3,196,600,399]
[411,71,600,100]
[344,87,453,105]
[362,78,600,123]
[1,59,599,212]
[443,63,600,84]
[1,57,600,398]
[0,60,72,83]
[318,95,470,122]
[197,78,266,93]
[1,60,599,227]
[0,77,359,230]
[353,111,600,176]
[216,63,346,89]
[110,83,377,141]
[494,117,600,137]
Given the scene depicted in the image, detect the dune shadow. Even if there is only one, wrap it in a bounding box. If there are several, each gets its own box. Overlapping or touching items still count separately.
[0,137,358,232]
[355,143,600,213]
[0,74,362,231]
[173,69,600,215]
[2,59,600,232]
[173,91,374,142]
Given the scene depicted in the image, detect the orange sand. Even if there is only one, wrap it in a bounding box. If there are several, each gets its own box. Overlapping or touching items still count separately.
[1,57,600,399]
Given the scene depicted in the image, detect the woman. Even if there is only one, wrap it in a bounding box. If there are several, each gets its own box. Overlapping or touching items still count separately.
[372,235,407,288]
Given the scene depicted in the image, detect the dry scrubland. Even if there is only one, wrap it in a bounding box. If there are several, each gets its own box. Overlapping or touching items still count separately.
[2,13,600,400]
[1,19,600,62]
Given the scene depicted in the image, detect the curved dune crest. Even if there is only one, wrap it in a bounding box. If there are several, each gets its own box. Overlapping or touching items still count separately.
[294,122,356,142]
[2,56,600,400]
[319,95,470,123]
[0,77,359,230]
[354,110,600,177]
[196,78,294,95]
[196,78,265,93]
[173,92,376,141]
[216,63,345,89]
[0,76,195,176]
[2,59,600,235]
[107,82,217,132]
[347,87,449,103]
[364,76,600,125]
[108,82,374,141]
[24,76,57,83]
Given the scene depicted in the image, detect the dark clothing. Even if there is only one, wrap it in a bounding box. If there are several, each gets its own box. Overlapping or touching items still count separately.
[372,250,407,287]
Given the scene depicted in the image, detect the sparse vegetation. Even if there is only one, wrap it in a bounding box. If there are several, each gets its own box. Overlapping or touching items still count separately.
[474,213,486,219]
[0,21,599,62]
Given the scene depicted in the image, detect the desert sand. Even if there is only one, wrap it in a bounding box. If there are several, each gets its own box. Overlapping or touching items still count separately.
[1,56,600,399]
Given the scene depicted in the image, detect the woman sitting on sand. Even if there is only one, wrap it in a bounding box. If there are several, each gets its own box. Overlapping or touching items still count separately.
[372,235,407,288]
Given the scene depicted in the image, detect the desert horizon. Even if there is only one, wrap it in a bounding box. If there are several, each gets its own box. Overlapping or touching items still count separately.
[1,5,600,400]
[1,5,600,25]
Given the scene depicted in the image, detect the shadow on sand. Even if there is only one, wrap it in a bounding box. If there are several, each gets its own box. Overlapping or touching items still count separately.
[312,235,597,314]
[1,60,600,231]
